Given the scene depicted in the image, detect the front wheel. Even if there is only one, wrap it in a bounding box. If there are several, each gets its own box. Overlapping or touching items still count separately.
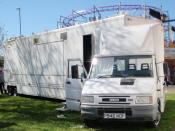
[149,104,161,128]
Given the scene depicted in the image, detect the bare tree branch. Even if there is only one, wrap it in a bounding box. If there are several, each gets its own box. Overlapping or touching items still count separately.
[0,26,5,45]
[0,26,6,56]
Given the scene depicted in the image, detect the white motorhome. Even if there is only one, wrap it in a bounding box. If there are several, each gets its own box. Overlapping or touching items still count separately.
[79,16,166,127]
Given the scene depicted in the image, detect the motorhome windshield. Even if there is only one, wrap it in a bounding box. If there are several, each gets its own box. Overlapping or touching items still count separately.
[90,56,153,78]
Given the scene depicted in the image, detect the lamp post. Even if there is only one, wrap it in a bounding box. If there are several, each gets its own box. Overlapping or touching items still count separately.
[17,8,22,36]
[57,21,59,29]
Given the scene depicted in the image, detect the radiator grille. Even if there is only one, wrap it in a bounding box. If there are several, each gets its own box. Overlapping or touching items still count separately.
[99,96,131,105]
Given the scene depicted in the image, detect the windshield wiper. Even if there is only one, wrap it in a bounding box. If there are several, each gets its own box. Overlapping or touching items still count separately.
[96,74,112,79]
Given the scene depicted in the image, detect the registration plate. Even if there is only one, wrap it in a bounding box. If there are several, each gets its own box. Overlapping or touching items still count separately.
[104,113,126,119]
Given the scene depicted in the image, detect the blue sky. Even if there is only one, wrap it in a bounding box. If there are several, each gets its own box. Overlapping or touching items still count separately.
[0,0,174,38]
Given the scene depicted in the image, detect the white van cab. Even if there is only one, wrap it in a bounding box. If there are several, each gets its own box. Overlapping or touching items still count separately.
[81,21,165,127]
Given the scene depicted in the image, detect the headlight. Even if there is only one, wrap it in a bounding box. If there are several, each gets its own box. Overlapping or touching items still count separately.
[81,96,94,103]
[135,96,152,104]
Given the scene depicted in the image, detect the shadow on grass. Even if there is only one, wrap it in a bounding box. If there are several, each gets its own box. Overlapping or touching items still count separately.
[56,111,84,125]
[18,94,65,102]
[0,122,16,129]
[0,94,11,99]
[94,121,147,131]
[0,95,83,129]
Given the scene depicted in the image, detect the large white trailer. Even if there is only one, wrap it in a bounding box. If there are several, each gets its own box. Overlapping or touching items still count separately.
[4,15,134,99]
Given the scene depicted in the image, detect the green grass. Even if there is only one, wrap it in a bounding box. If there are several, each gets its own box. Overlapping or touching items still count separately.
[0,94,175,131]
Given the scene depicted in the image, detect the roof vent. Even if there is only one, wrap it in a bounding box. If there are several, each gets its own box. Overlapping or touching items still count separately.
[60,32,67,40]
[33,38,39,44]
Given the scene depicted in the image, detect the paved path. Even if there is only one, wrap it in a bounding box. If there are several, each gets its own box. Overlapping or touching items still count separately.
[165,85,175,93]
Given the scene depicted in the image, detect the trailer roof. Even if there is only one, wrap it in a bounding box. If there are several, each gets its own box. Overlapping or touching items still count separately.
[6,14,161,43]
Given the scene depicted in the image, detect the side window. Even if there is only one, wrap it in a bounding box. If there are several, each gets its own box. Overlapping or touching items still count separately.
[68,60,86,79]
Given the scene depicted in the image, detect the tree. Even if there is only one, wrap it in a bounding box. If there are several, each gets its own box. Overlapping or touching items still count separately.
[0,26,5,45]
[0,26,6,66]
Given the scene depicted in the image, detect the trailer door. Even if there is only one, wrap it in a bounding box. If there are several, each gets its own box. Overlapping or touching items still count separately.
[83,34,92,73]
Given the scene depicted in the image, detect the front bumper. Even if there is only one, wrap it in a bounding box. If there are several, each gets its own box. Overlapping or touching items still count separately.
[81,104,158,121]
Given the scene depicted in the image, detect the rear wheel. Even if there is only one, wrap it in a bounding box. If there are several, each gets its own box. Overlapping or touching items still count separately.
[13,87,17,96]
[7,85,12,96]
[7,86,17,96]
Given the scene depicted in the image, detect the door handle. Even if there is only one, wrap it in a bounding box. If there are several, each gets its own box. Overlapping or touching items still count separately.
[66,81,71,84]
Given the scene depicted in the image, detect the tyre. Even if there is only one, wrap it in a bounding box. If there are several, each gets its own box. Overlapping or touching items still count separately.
[7,86,12,96]
[149,104,161,128]
[7,86,17,96]
[151,113,161,127]
[13,87,17,96]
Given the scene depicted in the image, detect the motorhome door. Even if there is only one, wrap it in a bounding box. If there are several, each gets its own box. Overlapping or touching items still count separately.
[65,59,87,111]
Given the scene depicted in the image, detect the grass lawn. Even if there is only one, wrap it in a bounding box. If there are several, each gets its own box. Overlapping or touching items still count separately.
[0,94,175,131]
